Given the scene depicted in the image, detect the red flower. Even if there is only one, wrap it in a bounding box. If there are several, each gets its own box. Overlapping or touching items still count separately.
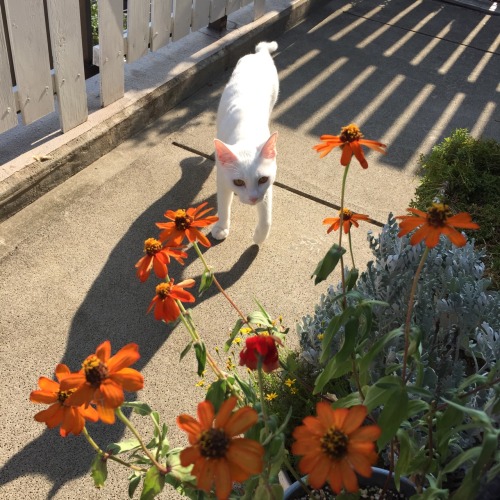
[60,341,144,424]
[313,124,386,169]
[156,202,219,247]
[239,335,280,373]
[30,364,98,436]
[135,237,187,282]
[397,203,479,248]
[147,279,196,323]
[323,209,370,234]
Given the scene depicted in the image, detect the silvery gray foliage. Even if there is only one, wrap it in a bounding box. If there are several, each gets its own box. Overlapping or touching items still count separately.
[297,214,500,401]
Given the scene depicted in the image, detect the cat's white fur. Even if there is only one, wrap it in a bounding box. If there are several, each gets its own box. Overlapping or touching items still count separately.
[211,41,279,245]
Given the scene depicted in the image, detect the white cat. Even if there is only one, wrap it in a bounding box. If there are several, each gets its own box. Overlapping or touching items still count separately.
[211,41,279,245]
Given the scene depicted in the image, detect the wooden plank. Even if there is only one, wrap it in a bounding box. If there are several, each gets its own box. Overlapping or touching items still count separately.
[98,0,125,106]
[3,0,54,125]
[254,0,266,20]
[127,0,150,62]
[0,6,17,134]
[192,0,210,31]
[172,0,191,42]
[210,0,226,21]
[226,0,241,15]
[46,0,88,132]
[151,0,171,51]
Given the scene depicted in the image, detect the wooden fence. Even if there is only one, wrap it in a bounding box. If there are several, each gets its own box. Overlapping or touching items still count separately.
[0,0,265,136]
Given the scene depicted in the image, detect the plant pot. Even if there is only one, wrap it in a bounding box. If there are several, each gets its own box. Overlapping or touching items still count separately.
[283,467,417,499]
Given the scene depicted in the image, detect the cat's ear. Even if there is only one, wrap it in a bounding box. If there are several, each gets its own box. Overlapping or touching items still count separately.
[214,139,238,168]
[260,132,278,159]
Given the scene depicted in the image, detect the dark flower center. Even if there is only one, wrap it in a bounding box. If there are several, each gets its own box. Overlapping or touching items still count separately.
[427,203,452,227]
[155,282,172,299]
[144,238,162,255]
[321,427,349,460]
[199,428,230,459]
[57,388,76,405]
[340,124,363,143]
[340,208,353,220]
[174,210,194,231]
[83,355,109,387]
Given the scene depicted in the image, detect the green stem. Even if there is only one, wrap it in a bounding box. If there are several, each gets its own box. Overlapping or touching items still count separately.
[115,407,167,474]
[338,163,351,303]
[82,426,147,472]
[282,454,314,498]
[348,230,356,270]
[257,364,269,428]
[192,241,251,328]
[402,246,430,381]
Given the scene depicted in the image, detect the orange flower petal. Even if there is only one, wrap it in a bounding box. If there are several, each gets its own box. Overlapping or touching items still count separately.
[177,414,202,437]
[214,459,232,500]
[225,407,258,437]
[55,364,71,381]
[441,225,467,247]
[34,403,62,427]
[65,382,94,406]
[225,439,264,474]
[197,400,215,430]
[107,343,140,372]
[342,405,367,435]
[307,453,331,489]
[180,445,201,467]
[95,340,111,362]
[340,458,359,492]
[97,404,116,424]
[98,379,125,408]
[349,425,382,442]
[350,141,368,169]
[214,397,237,429]
[328,463,343,494]
[109,368,144,392]
[347,452,374,477]
[37,376,60,393]
[340,143,353,166]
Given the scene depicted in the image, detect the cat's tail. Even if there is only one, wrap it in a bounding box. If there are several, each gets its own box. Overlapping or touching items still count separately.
[255,41,278,54]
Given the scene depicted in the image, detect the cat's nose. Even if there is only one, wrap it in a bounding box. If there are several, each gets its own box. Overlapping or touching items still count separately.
[249,197,259,204]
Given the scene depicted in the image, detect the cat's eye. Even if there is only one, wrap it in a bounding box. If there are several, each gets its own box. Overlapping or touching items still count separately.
[233,179,245,187]
[258,177,269,185]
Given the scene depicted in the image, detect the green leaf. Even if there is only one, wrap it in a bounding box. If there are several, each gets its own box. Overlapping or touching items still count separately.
[363,376,402,411]
[394,428,412,488]
[122,401,153,416]
[198,269,214,294]
[320,307,355,364]
[407,399,429,417]
[247,310,272,327]
[377,385,408,448]
[205,379,227,413]
[254,299,273,324]
[311,244,346,285]
[233,372,257,404]
[472,431,498,477]
[442,446,482,474]
[193,342,207,377]
[180,341,193,361]
[107,438,141,455]
[442,398,494,428]
[332,392,362,408]
[313,356,352,394]
[90,453,108,488]
[128,472,142,499]
[140,466,165,500]
[345,268,359,290]
[357,327,402,376]
[225,319,244,352]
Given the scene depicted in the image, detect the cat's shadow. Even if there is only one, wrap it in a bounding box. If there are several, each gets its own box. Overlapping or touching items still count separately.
[1,155,259,498]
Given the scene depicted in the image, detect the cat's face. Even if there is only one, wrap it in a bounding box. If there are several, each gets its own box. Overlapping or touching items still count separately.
[214,133,278,205]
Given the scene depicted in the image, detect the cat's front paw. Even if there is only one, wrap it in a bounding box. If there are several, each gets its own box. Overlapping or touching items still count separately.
[211,224,230,240]
[253,225,271,245]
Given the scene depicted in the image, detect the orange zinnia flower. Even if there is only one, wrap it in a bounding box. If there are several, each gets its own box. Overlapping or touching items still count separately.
[177,397,264,500]
[30,363,98,436]
[292,403,381,494]
[135,237,187,282]
[156,202,219,247]
[147,278,195,323]
[397,203,479,248]
[323,208,370,234]
[313,124,386,168]
[60,341,144,424]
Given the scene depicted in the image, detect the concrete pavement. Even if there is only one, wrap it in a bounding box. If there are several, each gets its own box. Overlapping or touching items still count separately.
[0,0,499,498]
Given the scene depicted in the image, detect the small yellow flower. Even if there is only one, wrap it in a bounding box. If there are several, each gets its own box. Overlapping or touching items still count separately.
[195,380,205,387]
[290,387,298,395]
[265,392,278,401]
[284,378,296,388]
[226,358,236,370]
[240,327,253,335]
[317,333,324,341]
[233,337,242,344]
